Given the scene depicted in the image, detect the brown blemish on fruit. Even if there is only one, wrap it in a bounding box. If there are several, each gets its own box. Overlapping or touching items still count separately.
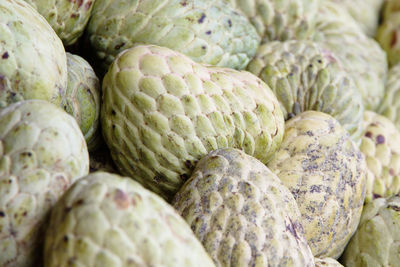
[390,168,395,176]
[115,43,125,50]
[391,31,398,48]
[0,211,5,217]
[389,205,400,212]
[180,0,187,6]
[114,189,130,209]
[365,131,372,138]
[2,52,9,59]
[376,135,385,144]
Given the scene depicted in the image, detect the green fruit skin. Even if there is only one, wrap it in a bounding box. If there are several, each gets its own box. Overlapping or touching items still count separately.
[173,148,315,267]
[86,0,260,74]
[44,172,216,267]
[315,257,344,267]
[0,100,89,267]
[0,0,67,109]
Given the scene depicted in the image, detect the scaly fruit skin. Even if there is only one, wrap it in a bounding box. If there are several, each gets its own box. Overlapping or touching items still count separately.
[44,172,216,267]
[224,0,319,41]
[0,0,67,109]
[86,0,260,74]
[173,148,315,267]
[247,40,364,142]
[312,0,387,111]
[101,44,284,200]
[267,111,366,259]
[0,100,89,267]
[315,257,343,267]
[63,52,101,151]
[342,196,400,267]
[378,63,400,129]
[359,111,400,203]
[376,14,400,67]
[24,0,95,46]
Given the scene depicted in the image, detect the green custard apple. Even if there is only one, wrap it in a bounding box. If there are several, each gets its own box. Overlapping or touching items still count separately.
[378,63,400,130]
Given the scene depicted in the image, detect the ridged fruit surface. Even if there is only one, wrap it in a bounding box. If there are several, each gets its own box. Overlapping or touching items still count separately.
[359,111,400,203]
[0,100,89,267]
[101,44,284,200]
[63,52,101,151]
[247,40,364,142]
[44,172,216,267]
[173,148,315,267]
[376,6,400,67]
[267,111,366,258]
[342,196,400,267]
[0,0,67,109]
[86,0,260,74]
[378,63,400,130]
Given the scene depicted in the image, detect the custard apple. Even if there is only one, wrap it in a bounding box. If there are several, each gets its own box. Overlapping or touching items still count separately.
[341,195,400,267]
[0,100,89,267]
[378,63,400,129]
[0,0,67,109]
[85,0,260,74]
[173,148,315,267]
[101,44,284,200]
[63,52,101,151]
[224,0,319,41]
[359,111,400,203]
[247,40,364,142]
[315,257,343,267]
[24,0,95,46]
[312,0,387,111]
[267,111,366,258]
[44,172,216,267]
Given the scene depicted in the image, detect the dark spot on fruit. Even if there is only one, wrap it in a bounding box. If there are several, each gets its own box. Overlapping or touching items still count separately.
[26,112,30,116]
[373,193,382,199]
[228,19,232,27]
[180,0,187,6]
[112,124,116,129]
[64,235,69,242]
[184,160,192,168]
[365,131,372,138]
[8,179,12,183]
[10,92,16,97]
[2,52,9,59]
[306,131,313,136]
[85,1,92,9]
[111,110,116,115]
[21,152,32,157]
[65,207,72,213]
[206,30,211,35]
[180,173,189,180]
[201,45,206,50]
[308,64,313,68]
[76,199,84,205]
[63,105,67,110]
[390,168,395,176]
[198,13,206,24]
[391,31,398,47]
[71,13,78,18]
[389,205,400,212]
[22,211,27,216]
[376,134,385,144]
[115,43,125,50]
[317,59,322,63]
[0,211,5,217]
[114,189,130,209]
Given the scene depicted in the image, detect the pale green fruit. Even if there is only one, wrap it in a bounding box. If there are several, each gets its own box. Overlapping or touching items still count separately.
[315,257,343,267]
[342,196,400,267]
[359,111,400,203]
[378,63,400,129]
[101,44,284,200]
[247,40,364,142]
[312,0,387,111]
[85,0,260,74]
[63,52,101,151]
[173,148,315,267]
[44,172,216,267]
[224,0,319,41]
[0,0,67,109]
[267,111,366,258]
[24,0,95,46]
[0,100,89,267]
[376,14,400,67]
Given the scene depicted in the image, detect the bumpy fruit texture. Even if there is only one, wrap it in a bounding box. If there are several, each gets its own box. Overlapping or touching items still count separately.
[44,172,216,267]
[315,257,343,267]
[247,40,364,142]
[0,0,67,109]
[224,0,319,41]
[342,196,400,267]
[63,52,101,151]
[376,11,400,67]
[312,0,387,111]
[86,0,260,74]
[24,0,95,46]
[173,148,315,267]
[0,100,89,267]
[101,44,284,200]
[359,111,400,203]
[267,111,366,258]
[378,63,400,130]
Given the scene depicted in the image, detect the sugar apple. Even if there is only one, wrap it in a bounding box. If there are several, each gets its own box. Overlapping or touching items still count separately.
[247,40,364,142]
[378,63,400,129]
[24,0,95,46]
[0,100,89,267]
[224,0,319,41]
[101,44,284,200]
[44,171,216,267]
[62,52,101,151]
[315,257,343,267]
[341,195,400,266]
[359,111,400,203]
[0,0,67,109]
[172,148,315,267]
[312,0,387,111]
[85,0,260,74]
[267,111,366,258]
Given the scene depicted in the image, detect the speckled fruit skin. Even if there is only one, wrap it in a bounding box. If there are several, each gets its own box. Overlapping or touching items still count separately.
[315,257,343,267]
[63,52,101,151]
[173,148,315,267]
[359,111,400,203]
[24,0,95,46]
[342,196,400,267]
[224,0,319,41]
[312,0,387,111]
[85,0,260,74]
[267,111,366,259]
[0,0,67,109]
[44,172,216,267]
[0,100,89,267]
[101,44,284,200]
[378,63,400,130]
[247,40,364,142]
